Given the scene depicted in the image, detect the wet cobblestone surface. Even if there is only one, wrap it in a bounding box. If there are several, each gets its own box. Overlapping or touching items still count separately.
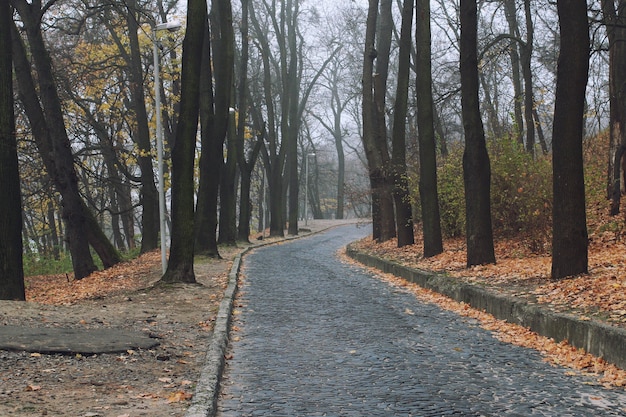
[217,225,626,416]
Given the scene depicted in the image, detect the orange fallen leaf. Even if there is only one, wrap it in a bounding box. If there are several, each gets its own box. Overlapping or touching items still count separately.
[167,391,192,403]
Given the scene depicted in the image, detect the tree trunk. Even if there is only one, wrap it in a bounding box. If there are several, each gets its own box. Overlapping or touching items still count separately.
[0,0,25,300]
[362,0,381,239]
[362,0,395,242]
[551,0,589,279]
[215,0,236,247]
[236,0,256,243]
[416,0,443,257]
[269,162,285,237]
[11,5,99,279]
[46,202,61,259]
[218,109,238,244]
[460,0,496,267]
[195,16,222,258]
[159,0,206,284]
[374,0,396,242]
[521,0,536,156]
[390,0,415,247]
[503,0,524,144]
[601,0,626,215]
[336,131,346,220]
[125,0,159,253]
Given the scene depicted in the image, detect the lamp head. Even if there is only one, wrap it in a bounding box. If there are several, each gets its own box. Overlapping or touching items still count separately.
[155,21,182,32]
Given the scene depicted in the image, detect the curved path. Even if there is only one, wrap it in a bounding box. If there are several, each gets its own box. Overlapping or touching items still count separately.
[217,224,626,416]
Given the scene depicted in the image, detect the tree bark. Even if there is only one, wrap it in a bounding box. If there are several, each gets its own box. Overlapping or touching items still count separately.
[124,0,159,253]
[236,0,256,243]
[460,0,496,267]
[0,0,25,300]
[373,0,396,242]
[601,0,626,215]
[362,0,396,242]
[416,0,443,257]
[521,0,536,156]
[390,0,415,247]
[551,0,589,279]
[195,15,221,258]
[218,109,238,244]
[159,0,207,284]
[503,0,524,144]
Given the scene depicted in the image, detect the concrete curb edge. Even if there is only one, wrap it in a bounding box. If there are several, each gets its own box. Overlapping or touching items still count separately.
[185,252,242,417]
[345,244,626,370]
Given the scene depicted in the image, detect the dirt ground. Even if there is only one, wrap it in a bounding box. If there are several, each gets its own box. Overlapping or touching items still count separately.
[0,248,239,417]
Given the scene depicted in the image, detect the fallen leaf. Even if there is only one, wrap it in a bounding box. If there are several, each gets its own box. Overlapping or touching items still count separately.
[167,391,192,403]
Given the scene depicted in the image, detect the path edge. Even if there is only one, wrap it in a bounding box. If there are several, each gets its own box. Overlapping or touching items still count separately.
[184,251,242,417]
[345,244,626,371]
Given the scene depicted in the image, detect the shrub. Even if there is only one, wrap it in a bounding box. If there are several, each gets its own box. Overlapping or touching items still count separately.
[489,138,552,249]
[413,138,552,247]
[435,146,466,237]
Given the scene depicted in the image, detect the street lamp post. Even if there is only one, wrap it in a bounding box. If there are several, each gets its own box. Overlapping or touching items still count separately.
[152,21,180,274]
[304,153,315,226]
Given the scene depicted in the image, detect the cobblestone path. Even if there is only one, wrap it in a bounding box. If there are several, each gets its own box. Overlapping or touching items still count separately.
[217,224,626,416]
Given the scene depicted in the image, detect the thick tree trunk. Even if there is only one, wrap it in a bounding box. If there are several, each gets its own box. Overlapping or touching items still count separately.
[416,0,443,257]
[214,0,237,246]
[390,0,415,247]
[551,0,589,279]
[0,0,25,300]
[362,0,395,242]
[159,0,207,284]
[269,163,285,237]
[460,0,496,267]
[374,0,396,242]
[195,18,221,258]
[218,110,238,244]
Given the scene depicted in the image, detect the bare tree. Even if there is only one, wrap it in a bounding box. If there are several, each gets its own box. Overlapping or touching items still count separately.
[362,0,396,242]
[415,0,443,256]
[0,0,25,300]
[159,0,207,284]
[551,0,589,279]
[390,0,415,247]
[460,0,495,266]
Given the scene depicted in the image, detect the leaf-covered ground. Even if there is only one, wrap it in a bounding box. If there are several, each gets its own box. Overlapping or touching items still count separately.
[349,220,626,389]
[1,249,236,417]
[25,250,163,305]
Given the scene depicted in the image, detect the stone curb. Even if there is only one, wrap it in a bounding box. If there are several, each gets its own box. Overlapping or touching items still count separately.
[345,244,626,371]
[185,251,242,417]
